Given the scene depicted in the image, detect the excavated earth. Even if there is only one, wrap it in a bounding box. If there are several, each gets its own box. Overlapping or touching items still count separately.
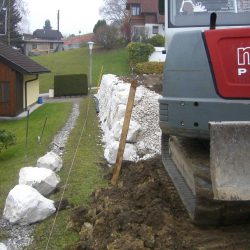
[67,75,250,250]
[67,157,250,250]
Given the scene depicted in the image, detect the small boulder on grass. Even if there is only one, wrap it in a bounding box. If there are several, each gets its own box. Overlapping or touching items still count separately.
[0,243,7,250]
[37,151,63,172]
[3,185,56,225]
[19,167,60,196]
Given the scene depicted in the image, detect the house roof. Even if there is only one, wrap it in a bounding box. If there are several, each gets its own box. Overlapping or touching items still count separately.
[63,33,94,46]
[33,29,63,40]
[0,42,50,74]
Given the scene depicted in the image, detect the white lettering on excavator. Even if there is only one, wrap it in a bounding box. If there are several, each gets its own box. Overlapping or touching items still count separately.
[237,47,250,76]
[238,68,247,76]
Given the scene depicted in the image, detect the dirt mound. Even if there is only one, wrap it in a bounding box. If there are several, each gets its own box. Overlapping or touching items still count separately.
[120,74,163,94]
[67,157,250,250]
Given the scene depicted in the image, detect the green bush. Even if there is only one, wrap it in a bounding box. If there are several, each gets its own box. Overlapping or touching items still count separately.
[127,42,155,67]
[135,62,165,74]
[148,34,165,47]
[0,129,16,152]
[54,74,88,97]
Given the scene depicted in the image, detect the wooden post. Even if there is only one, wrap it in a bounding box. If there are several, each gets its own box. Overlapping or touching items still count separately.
[111,80,137,185]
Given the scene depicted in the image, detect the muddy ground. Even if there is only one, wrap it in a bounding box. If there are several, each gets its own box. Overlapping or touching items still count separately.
[66,76,250,249]
[67,157,250,250]
[120,74,163,94]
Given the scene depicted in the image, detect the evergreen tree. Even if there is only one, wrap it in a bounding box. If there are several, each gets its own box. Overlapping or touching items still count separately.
[0,0,22,46]
[44,19,52,30]
[93,20,106,34]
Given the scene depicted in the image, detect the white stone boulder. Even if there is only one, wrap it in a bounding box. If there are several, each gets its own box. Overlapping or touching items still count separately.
[112,119,140,143]
[0,243,7,250]
[104,141,138,164]
[19,167,60,196]
[37,151,62,172]
[3,185,56,225]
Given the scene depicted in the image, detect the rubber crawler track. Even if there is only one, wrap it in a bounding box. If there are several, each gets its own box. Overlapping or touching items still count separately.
[161,133,250,225]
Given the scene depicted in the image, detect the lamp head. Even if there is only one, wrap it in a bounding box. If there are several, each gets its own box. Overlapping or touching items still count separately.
[88,41,94,51]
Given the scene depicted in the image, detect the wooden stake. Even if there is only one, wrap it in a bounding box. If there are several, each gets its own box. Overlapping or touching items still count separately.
[111,80,137,185]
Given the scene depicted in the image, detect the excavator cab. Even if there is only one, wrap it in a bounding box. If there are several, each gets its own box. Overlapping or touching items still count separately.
[159,0,250,138]
[158,0,250,225]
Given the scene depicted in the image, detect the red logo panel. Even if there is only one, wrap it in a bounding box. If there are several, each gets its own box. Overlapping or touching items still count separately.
[205,28,250,98]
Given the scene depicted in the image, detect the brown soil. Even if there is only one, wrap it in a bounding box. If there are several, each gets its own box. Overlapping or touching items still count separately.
[67,157,250,250]
[120,74,163,95]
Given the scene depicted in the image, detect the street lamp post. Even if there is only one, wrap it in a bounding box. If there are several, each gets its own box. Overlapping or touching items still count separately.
[88,41,94,93]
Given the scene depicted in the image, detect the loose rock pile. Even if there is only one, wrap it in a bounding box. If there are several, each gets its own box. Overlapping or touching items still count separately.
[96,74,161,164]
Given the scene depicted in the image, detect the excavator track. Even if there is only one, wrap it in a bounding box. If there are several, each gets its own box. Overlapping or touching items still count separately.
[161,133,250,225]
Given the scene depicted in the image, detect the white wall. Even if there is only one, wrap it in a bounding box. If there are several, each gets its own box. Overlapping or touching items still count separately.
[149,47,166,62]
[23,75,40,109]
[145,24,165,38]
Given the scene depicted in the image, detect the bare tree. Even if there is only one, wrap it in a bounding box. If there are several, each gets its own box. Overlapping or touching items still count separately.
[94,24,119,49]
[13,0,28,32]
[100,0,132,42]
[100,0,127,25]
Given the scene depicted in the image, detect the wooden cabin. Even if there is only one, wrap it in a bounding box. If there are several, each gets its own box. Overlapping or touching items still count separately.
[0,42,50,117]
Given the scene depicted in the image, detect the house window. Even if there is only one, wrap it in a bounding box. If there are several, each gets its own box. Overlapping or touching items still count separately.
[50,43,53,49]
[132,4,141,16]
[32,43,37,49]
[0,81,10,103]
[152,26,159,34]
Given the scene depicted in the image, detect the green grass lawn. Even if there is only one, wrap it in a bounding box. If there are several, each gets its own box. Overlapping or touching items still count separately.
[0,103,72,212]
[33,46,130,93]
[28,97,107,249]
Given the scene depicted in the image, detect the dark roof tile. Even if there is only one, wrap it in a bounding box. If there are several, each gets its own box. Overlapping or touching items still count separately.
[0,42,50,74]
[33,29,63,40]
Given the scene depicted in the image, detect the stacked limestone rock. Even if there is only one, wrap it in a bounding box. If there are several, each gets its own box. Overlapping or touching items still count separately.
[0,243,7,250]
[96,74,161,164]
[3,151,62,226]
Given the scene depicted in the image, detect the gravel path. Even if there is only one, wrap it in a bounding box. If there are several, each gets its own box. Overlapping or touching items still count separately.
[0,102,80,250]
[50,103,80,156]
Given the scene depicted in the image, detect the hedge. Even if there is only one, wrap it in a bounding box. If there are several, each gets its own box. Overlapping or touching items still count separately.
[54,74,88,97]
[148,35,165,47]
[134,62,165,74]
[127,42,155,67]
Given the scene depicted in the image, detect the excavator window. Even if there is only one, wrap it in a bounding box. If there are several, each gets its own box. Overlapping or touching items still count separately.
[169,0,250,27]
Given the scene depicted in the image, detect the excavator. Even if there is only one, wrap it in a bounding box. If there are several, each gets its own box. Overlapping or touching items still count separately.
[158,0,250,225]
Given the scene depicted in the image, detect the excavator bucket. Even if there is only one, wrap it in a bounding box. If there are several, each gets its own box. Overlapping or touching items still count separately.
[210,122,250,201]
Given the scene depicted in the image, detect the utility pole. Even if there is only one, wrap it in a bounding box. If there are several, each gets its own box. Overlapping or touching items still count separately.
[7,0,10,45]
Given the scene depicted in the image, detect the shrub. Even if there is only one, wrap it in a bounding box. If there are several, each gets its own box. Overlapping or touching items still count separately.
[148,35,165,47]
[135,62,165,74]
[0,129,16,152]
[54,74,88,97]
[127,42,155,67]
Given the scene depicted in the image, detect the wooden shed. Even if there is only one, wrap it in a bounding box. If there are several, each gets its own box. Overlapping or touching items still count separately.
[0,42,50,117]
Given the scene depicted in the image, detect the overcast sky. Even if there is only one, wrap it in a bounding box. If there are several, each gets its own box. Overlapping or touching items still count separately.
[23,0,104,36]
